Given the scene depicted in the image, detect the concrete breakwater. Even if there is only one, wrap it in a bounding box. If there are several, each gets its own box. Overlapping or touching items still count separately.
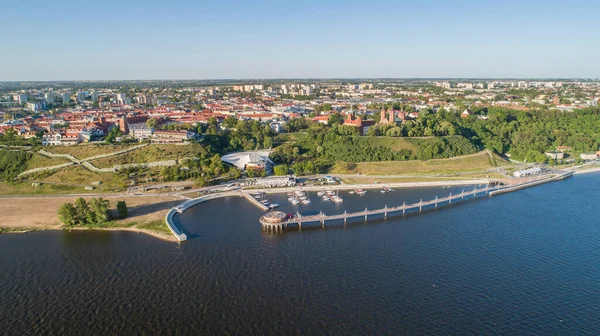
[489,171,573,196]
[165,191,242,241]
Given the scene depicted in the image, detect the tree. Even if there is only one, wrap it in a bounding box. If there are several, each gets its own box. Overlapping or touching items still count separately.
[386,126,403,137]
[74,198,90,225]
[116,201,128,219]
[263,137,273,149]
[58,203,77,226]
[146,118,158,128]
[273,164,289,176]
[90,197,111,223]
[105,127,121,144]
[328,113,344,125]
[223,116,238,129]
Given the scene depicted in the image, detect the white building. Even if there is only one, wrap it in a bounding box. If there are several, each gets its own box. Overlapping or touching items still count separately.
[221,151,273,171]
[128,123,153,140]
[513,167,542,177]
[117,93,130,105]
[91,91,99,103]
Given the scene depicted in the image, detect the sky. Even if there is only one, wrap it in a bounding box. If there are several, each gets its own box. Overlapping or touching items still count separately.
[2,0,600,80]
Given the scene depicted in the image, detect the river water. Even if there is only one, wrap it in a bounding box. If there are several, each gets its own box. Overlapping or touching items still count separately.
[1,176,600,335]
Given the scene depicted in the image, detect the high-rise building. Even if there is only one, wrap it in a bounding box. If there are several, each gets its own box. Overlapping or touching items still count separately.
[281,85,289,95]
[44,92,55,104]
[77,91,86,103]
[91,91,99,103]
[117,93,128,104]
[16,94,28,104]
[62,92,71,104]
[303,85,312,95]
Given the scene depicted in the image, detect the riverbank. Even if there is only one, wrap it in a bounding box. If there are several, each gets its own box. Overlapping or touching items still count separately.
[0,195,181,241]
[571,166,600,175]
[249,179,492,195]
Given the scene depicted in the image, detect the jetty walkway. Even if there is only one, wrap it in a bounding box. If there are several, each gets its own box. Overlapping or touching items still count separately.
[261,185,498,232]
[260,171,574,232]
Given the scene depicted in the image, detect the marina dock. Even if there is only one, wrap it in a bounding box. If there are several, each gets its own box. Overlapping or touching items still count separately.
[260,172,574,232]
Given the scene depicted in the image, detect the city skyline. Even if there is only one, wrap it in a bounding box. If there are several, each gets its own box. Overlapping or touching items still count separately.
[3,0,600,80]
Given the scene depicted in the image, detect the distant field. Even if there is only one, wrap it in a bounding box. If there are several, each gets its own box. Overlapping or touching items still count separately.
[329,151,508,175]
[26,154,71,170]
[90,144,194,168]
[46,144,137,160]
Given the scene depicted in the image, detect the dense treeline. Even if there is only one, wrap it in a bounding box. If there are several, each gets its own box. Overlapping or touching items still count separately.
[271,106,600,166]
[57,198,128,227]
[0,150,32,181]
[269,123,479,174]
[455,107,600,162]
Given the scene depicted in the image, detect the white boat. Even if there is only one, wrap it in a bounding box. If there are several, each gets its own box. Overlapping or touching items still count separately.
[322,196,330,201]
[326,190,335,196]
[288,197,296,202]
[317,191,325,197]
[348,191,355,194]
[332,197,343,203]
[299,196,307,200]
[355,189,366,195]
[269,203,279,209]
[301,199,311,204]
[291,199,300,205]
[260,200,269,204]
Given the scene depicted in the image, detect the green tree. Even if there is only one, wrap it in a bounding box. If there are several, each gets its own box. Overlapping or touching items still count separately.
[57,202,77,226]
[146,118,158,128]
[74,198,90,225]
[90,197,111,223]
[116,201,128,219]
[273,164,289,176]
[328,113,344,125]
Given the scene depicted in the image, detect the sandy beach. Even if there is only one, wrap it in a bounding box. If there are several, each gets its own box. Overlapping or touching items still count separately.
[0,195,181,231]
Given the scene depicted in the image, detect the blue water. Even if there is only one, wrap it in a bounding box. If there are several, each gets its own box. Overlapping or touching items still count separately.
[1,176,600,335]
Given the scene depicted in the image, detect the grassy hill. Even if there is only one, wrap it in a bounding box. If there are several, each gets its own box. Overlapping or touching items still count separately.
[329,150,509,175]
[25,154,71,170]
[91,144,195,168]
[45,144,138,160]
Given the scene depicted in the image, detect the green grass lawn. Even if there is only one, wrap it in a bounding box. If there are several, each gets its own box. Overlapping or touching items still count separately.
[137,220,172,235]
[36,166,129,190]
[0,181,94,195]
[26,153,71,170]
[90,144,194,168]
[45,144,138,160]
[329,151,509,175]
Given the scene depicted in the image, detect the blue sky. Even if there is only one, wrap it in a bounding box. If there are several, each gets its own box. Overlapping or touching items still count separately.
[2,0,600,80]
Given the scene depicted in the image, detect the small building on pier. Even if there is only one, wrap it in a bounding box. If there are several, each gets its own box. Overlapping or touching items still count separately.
[513,166,542,177]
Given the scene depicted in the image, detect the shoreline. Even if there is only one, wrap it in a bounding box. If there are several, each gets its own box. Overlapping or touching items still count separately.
[167,179,493,241]
[0,226,178,242]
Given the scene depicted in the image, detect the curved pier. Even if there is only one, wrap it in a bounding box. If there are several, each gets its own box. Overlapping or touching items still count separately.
[165,191,241,241]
